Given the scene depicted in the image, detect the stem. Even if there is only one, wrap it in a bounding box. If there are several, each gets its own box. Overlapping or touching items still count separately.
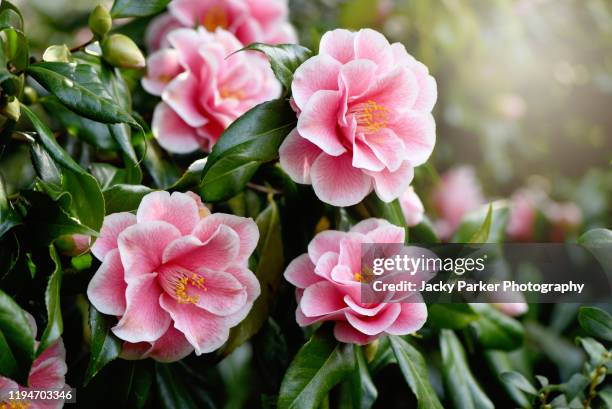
[70,37,95,53]
[246,182,281,195]
[583,364,607,409]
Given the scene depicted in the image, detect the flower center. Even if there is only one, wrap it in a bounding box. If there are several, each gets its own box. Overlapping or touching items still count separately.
[353,100,389,133]
[174,272,207,304]
[220,86,245,100]
[354,272,362,282]
[202,5,228,32]
[1,401,32,409]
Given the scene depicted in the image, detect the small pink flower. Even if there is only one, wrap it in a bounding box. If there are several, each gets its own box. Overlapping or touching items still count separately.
[545,201,582,242]
[399,186,424,227]
[279,28,437,207]
[432,166,484,240]
[87,191,261,360]
[0,314,68,409]
[506,189,539,241]
[55,234,91,257]
[142,28,281,153]
[145,0,297,51]
[493,302,528,317]
[284,219,428,344]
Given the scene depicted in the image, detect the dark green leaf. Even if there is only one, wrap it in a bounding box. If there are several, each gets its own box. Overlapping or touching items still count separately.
[469,204,492,243]
[469,303,524,350]
[109,123,142,184]
[578,306,612,342]
[103,184,153,213]
[111,0,171,18]
[221,198,283,355]
[278,327,354,409]
[242,43,312,92]
[2,28,28,71]
[37,245,63,354]
[85,306,122,385]
[124,361,154,409]
[0,331,18,378]
[0,173,20,238]
[563,373,589,402]
[0,289,35,383]
[389,335,443,409]
[170,158,207,191]
[351,345,377,409]
[578,228,612,276]
[201,99,295,201]
[409,216,440,243]
[365,195,407,230]
[484,351,532,408]
[136,136,180,189]
[576,337,608,366]
[440,330,494,409]
[427,304,479,329]
[155,363,199,409]
[27,62,137,125]
[0,1,23,30]
[525,322,584,379]
[499,372,537,396]
[452,201,509,243]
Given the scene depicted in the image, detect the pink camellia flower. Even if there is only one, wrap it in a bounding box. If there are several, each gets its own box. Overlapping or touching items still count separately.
[142,27,281,153]
[87,191,261,360]
[279,28,437,207]
[545,201,582,242]
[284,218,428,344]
[399,186,424,227]
[145,0,296,51]
[506,189,539,241]
[432,166,484,240]
[0,314,68,409]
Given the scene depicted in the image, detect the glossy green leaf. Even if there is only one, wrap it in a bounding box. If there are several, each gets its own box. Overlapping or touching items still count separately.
[389,335,443,409]
[170,158,207,191]
[409,216,440,243]
[469,303,524,350]
[0,289,35,383]
[2,28,28,71]
[201,99,296,201]
[155,363,199,409]
[0,174,20,238]
[578,306,612,341]
[427,304,479,329]
[37,245,63,354]
[365,195,407,230]
[452,201,509,243]
[111,0,171,18]
[0,1,23,30]
[124,361,154,409]
[27,62,137,125]
[278,327,354,409]
[351,345,377,409]
[440,330,494,409]
[85,306,122,385]
[103,184,153,214]
[222,198,284,355]
[499,372,537,396]
[242,43,312,92]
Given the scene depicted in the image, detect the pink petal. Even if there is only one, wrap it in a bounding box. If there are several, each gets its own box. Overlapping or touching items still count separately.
[367,161,414,203]
[192,213,259,264]
[152,102,201,154]
[314,251,340,280]
[142,49,184,96]
[354,29,393,70]
[91,212,136,261]
[333,321,377,345]
[297,90,346,156]
[399,187,424,227]
[120,341,150,361]
[339,59,377,101]
[345,303,401,335]
[223,266,261,327]
[28,340,67,389]
[87,249,127,316]
[145,325,194,362]
[366,224,405,243]
[112,273,170,343]
[343,295,386,317]
[385,301,427,335]
[278,129,323,184]
[145,13,182,51]
[360,67,418,112]
[162,225,240,271]
[391,111,435,167]
[319,29,356,64]
[300,281,347,317]
[337,235,363,274]
[352,133,385,172]
[159,294,230,355]
[291,55,341,109]
[162,72,208,128]
[350,218,389,235]
[0,377,19,398]
[284,254,321,288]
[362,129,406,172]
[310,153,373,207]
[118,221,182,280]
[166,28,206,74]
[307,230,345,263]
[137,191,200,235]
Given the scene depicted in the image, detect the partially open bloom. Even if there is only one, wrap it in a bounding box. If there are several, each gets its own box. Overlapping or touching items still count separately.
[432,166,484,240]
[145,0,296,51]
[0,314,68,409]
[399,186,424,227]
[87,191,260,360]
[279,28,437,207]
[142,28,280,152]
[284,219,428,344]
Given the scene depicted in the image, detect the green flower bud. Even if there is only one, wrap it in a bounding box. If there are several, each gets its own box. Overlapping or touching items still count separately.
[88,5,112,38]
[101,34,146,69]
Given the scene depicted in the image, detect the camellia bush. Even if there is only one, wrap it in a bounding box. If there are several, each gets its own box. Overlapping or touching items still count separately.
[0,0,611,408]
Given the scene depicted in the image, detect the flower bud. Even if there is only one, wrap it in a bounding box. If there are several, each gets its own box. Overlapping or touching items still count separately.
[56,234,91,256]
[1,98,20,121]
[88,5,112,38]
[101,34,145,69]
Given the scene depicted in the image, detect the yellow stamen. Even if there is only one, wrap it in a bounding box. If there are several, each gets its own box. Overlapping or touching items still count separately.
[354,272,362,282]
[175,272,206,304]
[354,100,389,133]
[220,86,245,100]
[202,5,228,31]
